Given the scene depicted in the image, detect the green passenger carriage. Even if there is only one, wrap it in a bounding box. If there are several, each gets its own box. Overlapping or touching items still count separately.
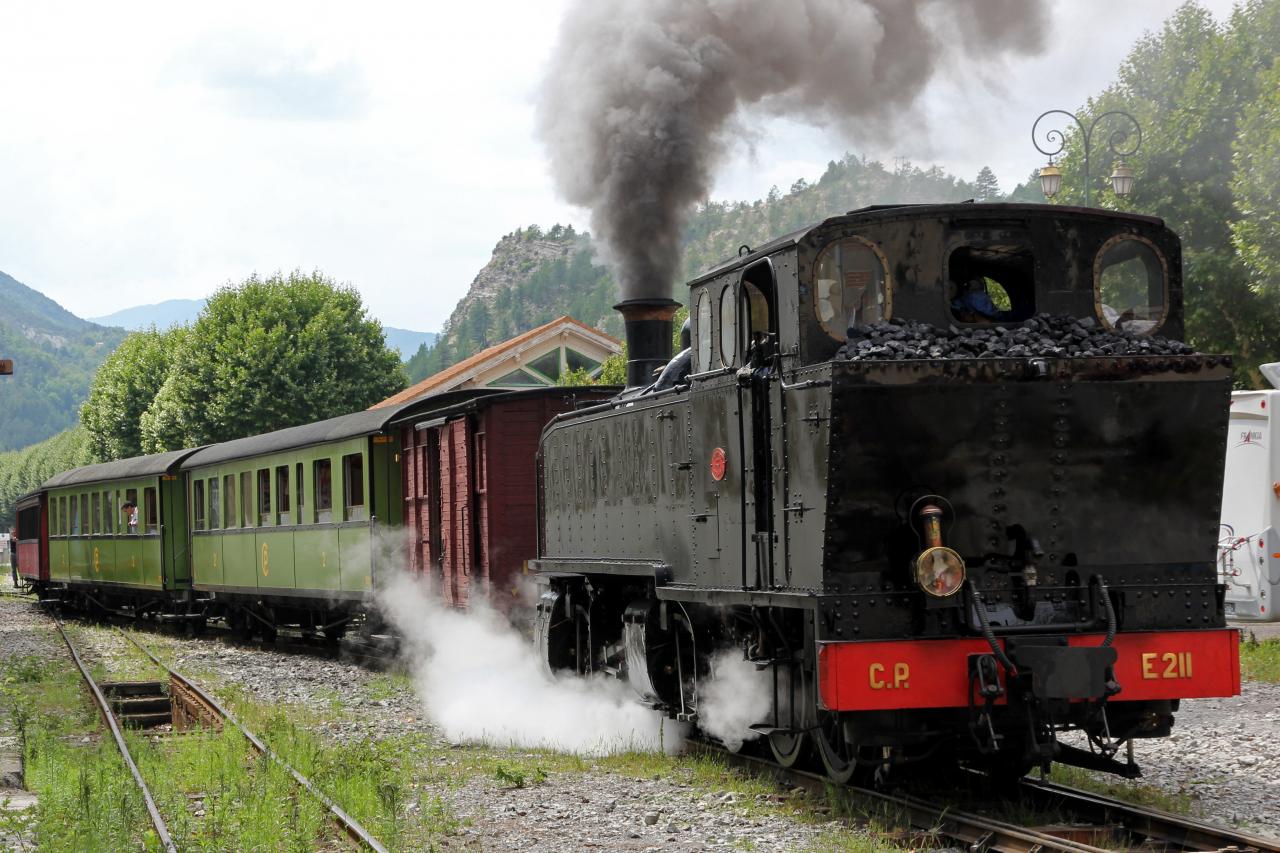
[42,450,199,612]
[178,408,404,639]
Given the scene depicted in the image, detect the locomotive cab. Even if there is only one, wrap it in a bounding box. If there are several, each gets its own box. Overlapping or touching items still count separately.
[536,203,1240,783]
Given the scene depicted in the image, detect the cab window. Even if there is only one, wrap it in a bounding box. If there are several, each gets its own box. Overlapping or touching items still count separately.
[719,284,737,367]
[815,237,889,339]
[695,290,712,372]
[1095,235,1166,335]
[948,236,1036,323]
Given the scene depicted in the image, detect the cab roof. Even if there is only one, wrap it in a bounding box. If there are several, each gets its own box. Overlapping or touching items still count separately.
[687,202,1167,286]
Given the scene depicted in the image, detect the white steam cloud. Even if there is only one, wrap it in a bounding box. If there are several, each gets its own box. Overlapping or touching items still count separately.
[377,572,685,755]
[538,0,1050,300]
[699,649,773,752]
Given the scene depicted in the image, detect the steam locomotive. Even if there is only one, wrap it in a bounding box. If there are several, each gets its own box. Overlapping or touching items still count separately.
[13,201,1240,783]
[533,202,1241,781]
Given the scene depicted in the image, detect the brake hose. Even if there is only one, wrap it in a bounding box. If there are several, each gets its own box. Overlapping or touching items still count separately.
[967,580,1018,676]
[1092,574,1117,648]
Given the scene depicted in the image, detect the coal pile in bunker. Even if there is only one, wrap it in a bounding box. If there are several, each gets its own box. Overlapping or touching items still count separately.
[837,314,1196,361]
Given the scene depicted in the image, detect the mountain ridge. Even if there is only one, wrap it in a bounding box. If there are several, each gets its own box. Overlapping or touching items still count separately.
[0,271,127,451]
[90,297,437,360]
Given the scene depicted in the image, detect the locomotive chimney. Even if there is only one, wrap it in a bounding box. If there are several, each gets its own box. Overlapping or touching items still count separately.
[614,297,680,388]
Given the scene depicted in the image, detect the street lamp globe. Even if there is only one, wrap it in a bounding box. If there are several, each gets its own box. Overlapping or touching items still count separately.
[1109,161,1134,197]
[1038,163,1062,199]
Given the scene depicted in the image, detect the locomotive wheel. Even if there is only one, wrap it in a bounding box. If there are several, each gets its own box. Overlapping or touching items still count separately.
[814,711,865,785]
[769,662,815,768]
[768,729,809,767]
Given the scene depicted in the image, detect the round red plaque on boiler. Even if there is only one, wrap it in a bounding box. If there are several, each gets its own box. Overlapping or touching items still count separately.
[710,447,727,481]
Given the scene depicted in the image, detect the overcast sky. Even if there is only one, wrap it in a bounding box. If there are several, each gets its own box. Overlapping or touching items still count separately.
[0,0,1237,332]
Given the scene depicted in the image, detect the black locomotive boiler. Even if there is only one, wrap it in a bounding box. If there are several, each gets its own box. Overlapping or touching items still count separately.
[534,203,1241,782]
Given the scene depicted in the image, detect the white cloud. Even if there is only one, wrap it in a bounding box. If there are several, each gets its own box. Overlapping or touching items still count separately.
[0,0,1237,330]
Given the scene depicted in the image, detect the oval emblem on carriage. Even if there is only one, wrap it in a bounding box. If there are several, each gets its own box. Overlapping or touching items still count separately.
[710,447,727,481]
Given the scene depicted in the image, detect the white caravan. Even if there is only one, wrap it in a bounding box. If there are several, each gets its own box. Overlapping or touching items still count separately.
[1218,363,1280,621]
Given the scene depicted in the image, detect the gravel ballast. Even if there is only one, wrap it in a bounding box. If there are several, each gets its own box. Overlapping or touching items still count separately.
[5,587,1277,847]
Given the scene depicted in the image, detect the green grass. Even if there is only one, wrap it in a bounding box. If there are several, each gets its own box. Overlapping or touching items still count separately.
[1,643,463,851]
[1044,765,1195,815]
[129,725,337,851]
[1,654,159,851]
[1239,634,1280,683]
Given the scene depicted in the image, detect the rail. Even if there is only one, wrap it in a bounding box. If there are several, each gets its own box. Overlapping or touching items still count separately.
[53,619,178,853]
[698,738,1280,853]
[692,740,1110,853]
[1017,775,1280,853]
[118,628,390,853]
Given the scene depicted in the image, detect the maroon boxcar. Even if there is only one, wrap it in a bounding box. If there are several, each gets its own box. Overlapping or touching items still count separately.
[396,387,614,609]
[14,492,47,587]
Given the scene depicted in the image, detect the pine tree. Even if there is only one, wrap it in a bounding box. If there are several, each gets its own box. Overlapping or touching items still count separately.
[974,166,1001,201]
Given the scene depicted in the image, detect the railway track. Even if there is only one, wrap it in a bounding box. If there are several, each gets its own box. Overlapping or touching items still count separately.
[54,618,178,853]
[700,741,1279,853]
[52,618,389,852]
[1015,776,1280,853]
[117,628,391,852]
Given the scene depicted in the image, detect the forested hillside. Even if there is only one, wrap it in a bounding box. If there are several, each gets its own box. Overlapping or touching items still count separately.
[409,156,989,383]
[0,271,126,451]
[0,427,94,528]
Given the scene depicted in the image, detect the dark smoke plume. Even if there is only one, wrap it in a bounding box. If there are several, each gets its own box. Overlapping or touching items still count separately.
[538,0,1050,301]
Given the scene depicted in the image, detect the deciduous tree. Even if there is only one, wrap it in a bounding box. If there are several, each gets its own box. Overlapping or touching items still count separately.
[135,270,404,452]
[80,326,187,461]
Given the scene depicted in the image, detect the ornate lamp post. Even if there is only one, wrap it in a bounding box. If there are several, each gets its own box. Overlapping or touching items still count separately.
[1032,109,1142,207]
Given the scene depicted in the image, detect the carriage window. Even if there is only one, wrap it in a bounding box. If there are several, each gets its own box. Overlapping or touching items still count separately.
[223,475,236,529]
[193,480,206,531]
[719,284,737,367]
[276,466,291,526]
[17,506,40,541]
[815,237,889,340]
[315,459,333,523]
[90,494,100,535]
[343,453,365,521]
[59,497,67,536]
[143,487,158,534]
[296,463,304,525]
[1095,235,1166,335]
[209,478,221,529]
[124,488,138,534]
[257,468,272,527]
[695,290,712,372]
[70,495,79,535]
[948,238,1036,324]
[240,472,253,528]
[105,491,116,534]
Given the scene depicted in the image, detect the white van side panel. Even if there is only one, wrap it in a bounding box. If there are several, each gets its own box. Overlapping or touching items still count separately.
[1219,390,1280,620]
